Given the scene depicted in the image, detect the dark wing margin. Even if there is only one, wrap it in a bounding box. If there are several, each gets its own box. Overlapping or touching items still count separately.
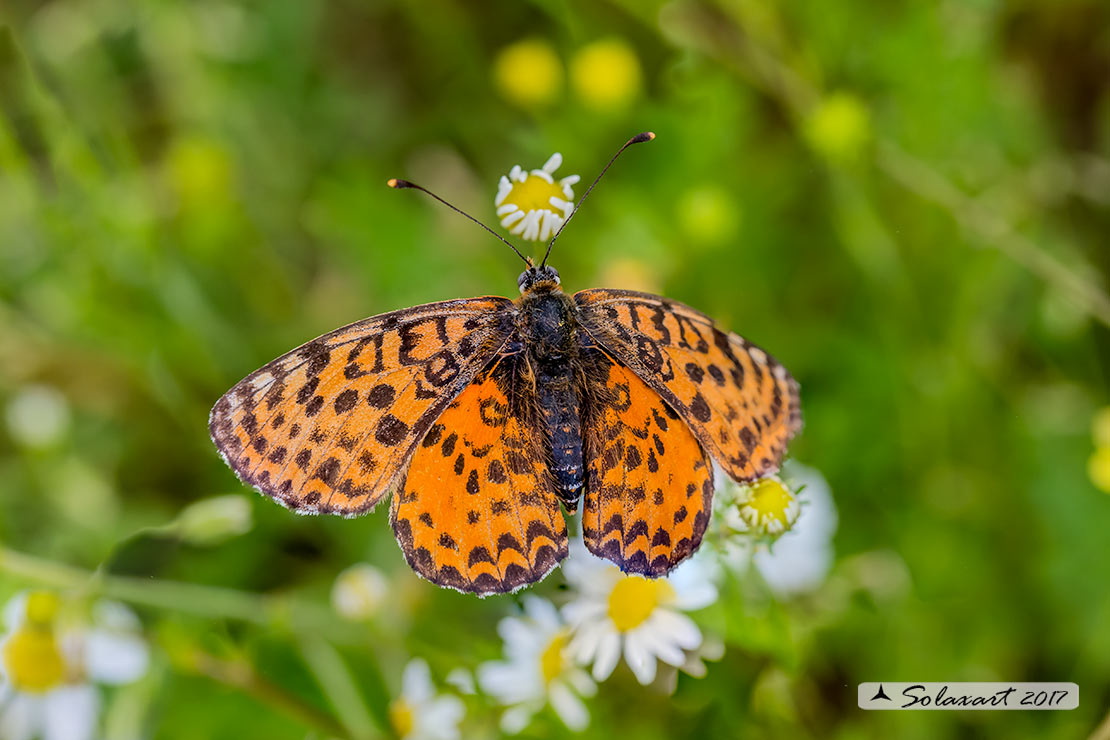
[209,297,516,516]
[574,288,801,483]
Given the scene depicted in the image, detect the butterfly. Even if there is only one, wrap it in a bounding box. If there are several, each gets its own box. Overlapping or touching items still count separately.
[210,133,802,595]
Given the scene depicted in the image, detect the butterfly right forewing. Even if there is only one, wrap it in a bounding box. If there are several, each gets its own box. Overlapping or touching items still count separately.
[575,289,802,483]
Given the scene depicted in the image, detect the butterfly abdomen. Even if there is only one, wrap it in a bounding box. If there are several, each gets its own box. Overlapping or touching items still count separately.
[518,285,585,510]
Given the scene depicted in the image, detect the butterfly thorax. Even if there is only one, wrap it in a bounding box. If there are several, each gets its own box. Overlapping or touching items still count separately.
[515,281,585,511]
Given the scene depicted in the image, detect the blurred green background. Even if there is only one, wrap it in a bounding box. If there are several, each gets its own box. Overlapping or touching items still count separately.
[2,1,1109,738]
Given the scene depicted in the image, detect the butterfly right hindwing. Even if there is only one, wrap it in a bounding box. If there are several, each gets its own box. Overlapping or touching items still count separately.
[581,353,714,575]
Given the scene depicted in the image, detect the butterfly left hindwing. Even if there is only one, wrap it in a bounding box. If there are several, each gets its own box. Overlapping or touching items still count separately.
[391,362,568,595]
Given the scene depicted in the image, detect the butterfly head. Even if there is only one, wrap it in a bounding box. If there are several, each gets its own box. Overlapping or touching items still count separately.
[517,265,561,294]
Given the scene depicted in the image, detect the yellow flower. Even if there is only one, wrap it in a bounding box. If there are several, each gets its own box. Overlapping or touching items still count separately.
[493,39,563,108]
[1089,446,1110,493]
[2,592,65,693]
[607,577,677,632]
[676,185,740,245]
[803,92,871,165]
[495,153,579,241]
[734,477,801,536]
[570,38,642,111]
[165,134,235,211]
[1092,406,1110,448]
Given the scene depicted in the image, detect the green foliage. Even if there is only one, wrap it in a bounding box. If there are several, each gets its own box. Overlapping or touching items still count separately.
[1,1,1108,738]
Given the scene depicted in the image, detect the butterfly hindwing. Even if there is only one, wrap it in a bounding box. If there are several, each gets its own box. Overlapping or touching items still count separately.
[582,355,714,575]
[575,289,802,483]
[209,297,514,515]
[391,363,568,595]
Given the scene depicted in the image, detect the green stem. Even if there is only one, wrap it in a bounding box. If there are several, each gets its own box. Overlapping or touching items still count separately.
[0,545,340,632]
[185,648,350,739]
[299,636,382,740]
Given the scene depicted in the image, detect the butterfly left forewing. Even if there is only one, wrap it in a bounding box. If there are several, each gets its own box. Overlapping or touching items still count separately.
[575,288,801,483]
[210,297,514,515]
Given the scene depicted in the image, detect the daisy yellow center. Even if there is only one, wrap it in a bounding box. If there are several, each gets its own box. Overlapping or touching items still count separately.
[3,592,66,693]
[607,577,675,632]
[504,175,564,214]
[389,698,414,738]
[745,479,796,528]
[540,629,569,684]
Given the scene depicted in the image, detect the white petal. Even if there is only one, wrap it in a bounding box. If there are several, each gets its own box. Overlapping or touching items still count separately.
[419,696,463,736]
[477,662,537,705]
[499,705,535,735]
[84,631,149,685]
[566,619,605,662]
[521,211,541,241]
[43,686,99,740]
[501,210,525,227]
[529,169,554,184]
[0,693,39,740]
[548,682,589,731]
[496,203,520,216]
[649,610,702,651]
[497,617,536,653]
[560,174,580,187]
[672,580,718,611]
[509,165,524,182]
[561,599,605,628]
[590,630,621,682]
[633,623,686,666]
[401,658,433,704]
[91,601,141,632]
[542,153,563,173]
[538,214,554,242]
[444,667,475,695]
[3,592,28,631]
[566,669,597,697]
[495,177,513,206]
[622,632,657,685]
[522,596,561,632]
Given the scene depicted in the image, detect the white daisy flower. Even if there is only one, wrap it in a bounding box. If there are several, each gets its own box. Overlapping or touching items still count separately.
[0,591,150,740]
[388,658,465,740]
[494,153,579,241]
[477,596,596,734]
[330,563,389,621]
[561,540,718,686]
[719,462,838,597]
[720,474,802,538]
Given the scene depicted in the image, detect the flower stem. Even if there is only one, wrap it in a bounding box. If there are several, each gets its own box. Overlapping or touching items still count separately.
[298,635,381,740]
[185,648,351,739]
[0,545,340,632]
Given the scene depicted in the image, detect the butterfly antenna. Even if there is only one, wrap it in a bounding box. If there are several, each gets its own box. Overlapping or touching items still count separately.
[387,178,531,266]
[540,131,655,268]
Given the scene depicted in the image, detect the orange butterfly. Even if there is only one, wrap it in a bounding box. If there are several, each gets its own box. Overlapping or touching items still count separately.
[210,134,801,595]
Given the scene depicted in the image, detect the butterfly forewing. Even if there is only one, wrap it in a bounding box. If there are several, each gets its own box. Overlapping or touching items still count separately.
[575,289,802,483]
[209,297,514,515]
[582,357,714,575]
[392,365,568,595]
